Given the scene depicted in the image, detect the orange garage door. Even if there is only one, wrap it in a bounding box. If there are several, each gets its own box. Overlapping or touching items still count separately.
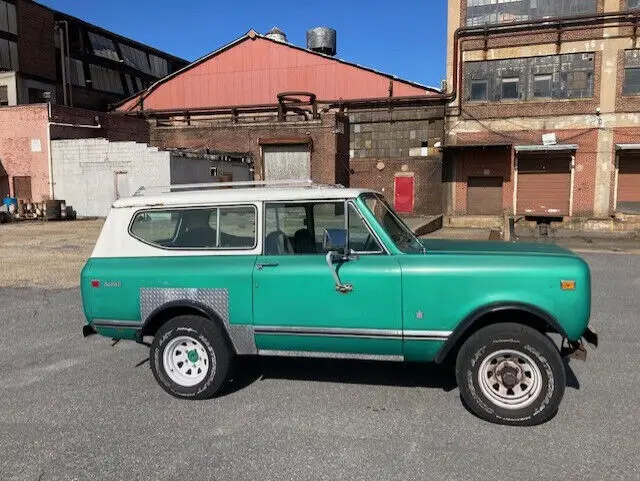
[617,155,640,214]
[516,156,571,216]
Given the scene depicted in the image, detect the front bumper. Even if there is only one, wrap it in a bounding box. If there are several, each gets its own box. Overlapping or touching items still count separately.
[561,325,599,361]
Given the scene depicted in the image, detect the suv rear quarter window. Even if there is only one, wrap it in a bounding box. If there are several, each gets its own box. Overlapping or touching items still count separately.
[129,205,256,250]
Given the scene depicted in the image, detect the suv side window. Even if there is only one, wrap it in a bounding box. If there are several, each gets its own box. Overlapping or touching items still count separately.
[130,205,256,249]
[263,201,381,255]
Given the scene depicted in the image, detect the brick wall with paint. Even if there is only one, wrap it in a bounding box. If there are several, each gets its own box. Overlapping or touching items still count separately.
[0,104,50,201]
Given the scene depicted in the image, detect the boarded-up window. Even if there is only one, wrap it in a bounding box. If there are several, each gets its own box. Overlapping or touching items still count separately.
[119,43,151,74]
[149,55,169,78]
[69,58,86,87]
[89,64,123,94]
[0,1,17,35]
[0,38,18,70]
[88,32,120,61]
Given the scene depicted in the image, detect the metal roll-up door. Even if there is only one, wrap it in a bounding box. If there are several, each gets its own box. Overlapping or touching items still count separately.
[263,144,310,180]
[617,154,640,214]
[467,176,503,215]
[517,155,571,216]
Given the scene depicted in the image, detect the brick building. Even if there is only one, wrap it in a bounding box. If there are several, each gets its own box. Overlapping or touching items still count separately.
[0,0,187,111]
[0,103,148,201]
[445,0,640,219]
[117,28,447,214]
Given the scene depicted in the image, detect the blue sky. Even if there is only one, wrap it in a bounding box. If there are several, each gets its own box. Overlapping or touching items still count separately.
[36,0,448,89]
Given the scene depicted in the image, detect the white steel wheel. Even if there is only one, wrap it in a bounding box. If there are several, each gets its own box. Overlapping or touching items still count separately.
[162,335,214,387]
[477,349,543,410]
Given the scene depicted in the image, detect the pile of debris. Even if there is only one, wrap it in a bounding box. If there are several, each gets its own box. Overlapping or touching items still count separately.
[1,198,77,224]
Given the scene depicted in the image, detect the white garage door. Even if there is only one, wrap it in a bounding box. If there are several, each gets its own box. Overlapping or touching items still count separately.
[263,144,310,180]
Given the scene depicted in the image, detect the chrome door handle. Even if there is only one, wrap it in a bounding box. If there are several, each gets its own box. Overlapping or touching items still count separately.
[256,262,279,270]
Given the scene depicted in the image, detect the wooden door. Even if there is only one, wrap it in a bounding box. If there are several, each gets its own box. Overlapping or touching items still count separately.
[13,176,32,201]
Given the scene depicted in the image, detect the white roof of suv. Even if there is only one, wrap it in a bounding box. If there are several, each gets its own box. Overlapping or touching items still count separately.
[112,183,379,209]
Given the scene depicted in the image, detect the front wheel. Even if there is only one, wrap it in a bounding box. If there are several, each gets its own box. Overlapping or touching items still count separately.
[150,315,232,400]
[455,323,566,426]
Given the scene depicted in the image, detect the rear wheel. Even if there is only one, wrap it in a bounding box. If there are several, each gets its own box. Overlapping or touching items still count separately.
[150,315,232,400]
[455,323,565,426]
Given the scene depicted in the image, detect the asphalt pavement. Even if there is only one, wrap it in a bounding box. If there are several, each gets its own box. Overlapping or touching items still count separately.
[1,253,639,481]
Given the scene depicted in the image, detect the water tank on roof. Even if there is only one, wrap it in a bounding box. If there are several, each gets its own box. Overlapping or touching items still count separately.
[266,27,287,43]
[306,27,337,56]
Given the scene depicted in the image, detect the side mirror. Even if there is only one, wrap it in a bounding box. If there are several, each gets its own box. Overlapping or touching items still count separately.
[322,228,347,254]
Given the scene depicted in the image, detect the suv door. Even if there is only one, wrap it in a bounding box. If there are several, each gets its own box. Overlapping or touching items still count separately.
[252,200,402,358]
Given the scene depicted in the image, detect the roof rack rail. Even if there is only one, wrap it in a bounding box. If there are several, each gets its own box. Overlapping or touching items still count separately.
[132,179,345,196]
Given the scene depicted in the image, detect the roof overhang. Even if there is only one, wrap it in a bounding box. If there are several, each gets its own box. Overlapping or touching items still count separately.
[515,144,578,153]
[442,143,511,150]
[258,136,313,146]
[615,143,640,151]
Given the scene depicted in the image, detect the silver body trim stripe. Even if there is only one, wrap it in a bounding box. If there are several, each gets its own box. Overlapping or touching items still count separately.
[255,325,403,339]
[255,326,452,340]
[403,330,453,341]
[258,350,404,362]
[93,320,142,330]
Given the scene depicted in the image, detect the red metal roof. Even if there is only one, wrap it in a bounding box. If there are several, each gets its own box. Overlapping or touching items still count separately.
[117,31,439,112]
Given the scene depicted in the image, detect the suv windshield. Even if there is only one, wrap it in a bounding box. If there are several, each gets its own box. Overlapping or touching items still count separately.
[360,193,425,254]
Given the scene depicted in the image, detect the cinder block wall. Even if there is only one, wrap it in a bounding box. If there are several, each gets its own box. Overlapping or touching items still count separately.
[51,138,170,217]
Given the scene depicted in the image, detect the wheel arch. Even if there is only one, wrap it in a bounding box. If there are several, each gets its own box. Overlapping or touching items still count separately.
[435,302,567,364]
[139,300,235,351]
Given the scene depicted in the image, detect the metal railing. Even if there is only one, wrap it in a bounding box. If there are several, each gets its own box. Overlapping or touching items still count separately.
[132,179,345,196]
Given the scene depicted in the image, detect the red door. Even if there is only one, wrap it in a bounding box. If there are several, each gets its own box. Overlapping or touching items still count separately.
[394,175,414,213]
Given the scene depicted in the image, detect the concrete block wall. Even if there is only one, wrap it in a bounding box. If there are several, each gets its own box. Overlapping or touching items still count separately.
[51,138,170,217]
[349,108,444,159]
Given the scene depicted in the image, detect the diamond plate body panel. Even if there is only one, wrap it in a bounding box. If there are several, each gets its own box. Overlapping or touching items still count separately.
[140,288,256,354]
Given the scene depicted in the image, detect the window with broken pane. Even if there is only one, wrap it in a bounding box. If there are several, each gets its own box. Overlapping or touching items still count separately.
[466,0,597,26]
[464,52,594,102]
[533,74,553,98]
[623,50,640,95]
[470,79,488,101]
[501,78,520,100]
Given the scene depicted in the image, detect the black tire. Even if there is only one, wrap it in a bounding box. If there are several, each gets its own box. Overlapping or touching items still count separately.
[455,323,566,426]
[150,315,232,400]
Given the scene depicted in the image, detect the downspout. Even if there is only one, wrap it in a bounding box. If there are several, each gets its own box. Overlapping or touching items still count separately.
[46,104,102,199]
[55,23,67,106]
[61,20,73,107]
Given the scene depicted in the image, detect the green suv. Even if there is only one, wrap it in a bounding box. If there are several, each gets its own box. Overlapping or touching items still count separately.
[81,180,597,426]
